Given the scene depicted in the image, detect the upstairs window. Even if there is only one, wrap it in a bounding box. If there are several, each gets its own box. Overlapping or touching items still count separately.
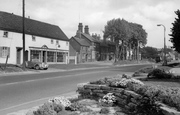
[3,31,8,38]
[32,35,36,41]
[0,47,10,58]
[51,39,54,44]
[66,41,69,46]
[56,40,59,45]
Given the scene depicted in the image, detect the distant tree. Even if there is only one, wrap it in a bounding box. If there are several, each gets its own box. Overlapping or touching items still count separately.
[169,9,180,53]
[103,18,148,62]
[141,46,159,59]
[103,18,130,62]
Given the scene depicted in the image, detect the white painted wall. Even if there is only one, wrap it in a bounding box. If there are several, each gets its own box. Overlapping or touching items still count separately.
[0,30,69,64]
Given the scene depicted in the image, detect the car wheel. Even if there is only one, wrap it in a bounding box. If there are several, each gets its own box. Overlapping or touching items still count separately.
[44,68,48,70]
[35,65,40,70]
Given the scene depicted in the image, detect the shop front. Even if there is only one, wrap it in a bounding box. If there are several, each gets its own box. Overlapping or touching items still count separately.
[29,46,68,64]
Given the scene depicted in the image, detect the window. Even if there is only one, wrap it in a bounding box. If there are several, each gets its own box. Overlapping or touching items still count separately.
[0,47,10,57]
[66,41,68,46]
[3,31,8,38]
[56,40,59,44]
[32,35,36,41]
[51,39,54,44]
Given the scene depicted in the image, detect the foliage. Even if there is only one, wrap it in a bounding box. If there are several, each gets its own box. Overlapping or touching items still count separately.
[110,77,144,88]
[48,96,71,108]
[128,95,163,115]
[99,107,110,114]
[103,18,147,61]
[170,9,180,53]
[33,102,64,115]
[141,46,159,59]
[67,101,92,112]
[147,68,173,79]
[99,93,117,106]
[127,82,180,111]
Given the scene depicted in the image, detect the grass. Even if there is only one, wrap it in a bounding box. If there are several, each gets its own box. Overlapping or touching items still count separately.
[142,79,180,87]
[134,61,180,87]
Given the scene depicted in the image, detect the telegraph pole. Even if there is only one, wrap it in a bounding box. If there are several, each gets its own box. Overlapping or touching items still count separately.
[22,0,26,69]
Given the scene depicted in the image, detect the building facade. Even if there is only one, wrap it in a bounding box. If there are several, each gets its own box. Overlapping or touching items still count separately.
[0,11,69,64]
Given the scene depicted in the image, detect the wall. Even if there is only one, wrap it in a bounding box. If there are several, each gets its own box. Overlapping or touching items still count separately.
[0,30,69,64]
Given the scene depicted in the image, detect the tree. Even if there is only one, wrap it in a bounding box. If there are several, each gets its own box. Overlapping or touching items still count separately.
[103,18,147,62]
[103,18,130,62]
[169,9,180,53]
[141,46,159,59]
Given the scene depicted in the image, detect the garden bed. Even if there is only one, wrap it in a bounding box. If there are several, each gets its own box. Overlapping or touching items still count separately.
[26,74,180,115]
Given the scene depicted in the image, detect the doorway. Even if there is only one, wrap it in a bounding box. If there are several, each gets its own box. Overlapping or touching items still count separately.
[42,51,46,63]
[16,48,22,64]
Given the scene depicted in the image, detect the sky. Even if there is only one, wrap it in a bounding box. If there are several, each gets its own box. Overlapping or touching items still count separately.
[0,0,179,48]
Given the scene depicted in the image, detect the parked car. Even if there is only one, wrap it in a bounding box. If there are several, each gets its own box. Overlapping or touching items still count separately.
[25,61,48,70]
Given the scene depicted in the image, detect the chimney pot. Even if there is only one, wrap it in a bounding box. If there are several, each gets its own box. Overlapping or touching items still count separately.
[84,25,89,35]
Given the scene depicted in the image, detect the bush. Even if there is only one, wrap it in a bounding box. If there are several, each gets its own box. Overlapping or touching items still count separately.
[127,82,180,111]
[147,68,173,79]
[67,102,92,112]
[128,95,163,115]
[99,107,109,114]
[33,102,64,115]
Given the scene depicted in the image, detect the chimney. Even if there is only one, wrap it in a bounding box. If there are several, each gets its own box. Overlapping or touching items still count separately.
[84,25,89,35]
[78,23,83,33]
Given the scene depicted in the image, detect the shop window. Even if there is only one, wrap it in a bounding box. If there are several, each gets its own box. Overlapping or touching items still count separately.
[30,50,40,61]
[57,52,64,62]
[0,47,10,58]
[47,51,55,62]
[3,31,8,38]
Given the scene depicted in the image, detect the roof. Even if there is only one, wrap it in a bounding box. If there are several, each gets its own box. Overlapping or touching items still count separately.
[0,11,69,41]
[72,37,90,46]
[82,33,100,43]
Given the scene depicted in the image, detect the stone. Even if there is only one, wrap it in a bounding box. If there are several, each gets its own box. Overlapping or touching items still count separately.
[100,85,111,90]
[84,84,101,90]
[161,106,180,115]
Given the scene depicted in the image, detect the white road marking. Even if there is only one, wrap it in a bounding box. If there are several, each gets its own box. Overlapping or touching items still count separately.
[0,70,108,86]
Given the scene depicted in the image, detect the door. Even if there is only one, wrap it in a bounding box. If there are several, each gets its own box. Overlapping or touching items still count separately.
[16,48,22,64]
[43,51,46,63]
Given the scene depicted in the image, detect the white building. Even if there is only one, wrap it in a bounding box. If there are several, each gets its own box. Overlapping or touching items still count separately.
[0,11,69,64]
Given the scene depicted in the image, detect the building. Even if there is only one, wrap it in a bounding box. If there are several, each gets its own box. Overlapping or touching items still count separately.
[0,11,69,64]
[74,23,100,61]
[69,36,91,63]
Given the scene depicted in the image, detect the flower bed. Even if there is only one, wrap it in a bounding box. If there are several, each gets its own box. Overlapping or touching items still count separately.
[78,74,180,115]
[26,74,180,115]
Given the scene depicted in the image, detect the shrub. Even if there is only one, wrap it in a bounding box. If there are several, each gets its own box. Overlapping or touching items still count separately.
[67,102,92,112]
[127,82,180,111]
[147,68,173,79]
[48,96,71,108]
[128,95,163,115]
[99,107,110,114]
[33,102,64,115]
[99,93,117,107]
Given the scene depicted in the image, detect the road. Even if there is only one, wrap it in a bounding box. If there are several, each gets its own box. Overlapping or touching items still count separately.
[0,64,151,114]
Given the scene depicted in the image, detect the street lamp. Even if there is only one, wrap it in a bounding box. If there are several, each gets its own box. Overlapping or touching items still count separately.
[157,24,167,65]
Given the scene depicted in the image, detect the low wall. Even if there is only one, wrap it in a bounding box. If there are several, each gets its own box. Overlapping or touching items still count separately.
[77,83,180,115]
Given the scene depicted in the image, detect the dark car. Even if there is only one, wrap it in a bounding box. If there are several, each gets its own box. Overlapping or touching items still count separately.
[25,60,48,70]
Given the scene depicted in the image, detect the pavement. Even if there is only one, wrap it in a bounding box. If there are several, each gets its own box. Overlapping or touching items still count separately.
[2,61,180,115]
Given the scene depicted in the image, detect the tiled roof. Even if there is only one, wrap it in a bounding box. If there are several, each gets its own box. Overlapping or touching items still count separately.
[73,37,90,46]
[82,33,100,43]
[0,11,69,41]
